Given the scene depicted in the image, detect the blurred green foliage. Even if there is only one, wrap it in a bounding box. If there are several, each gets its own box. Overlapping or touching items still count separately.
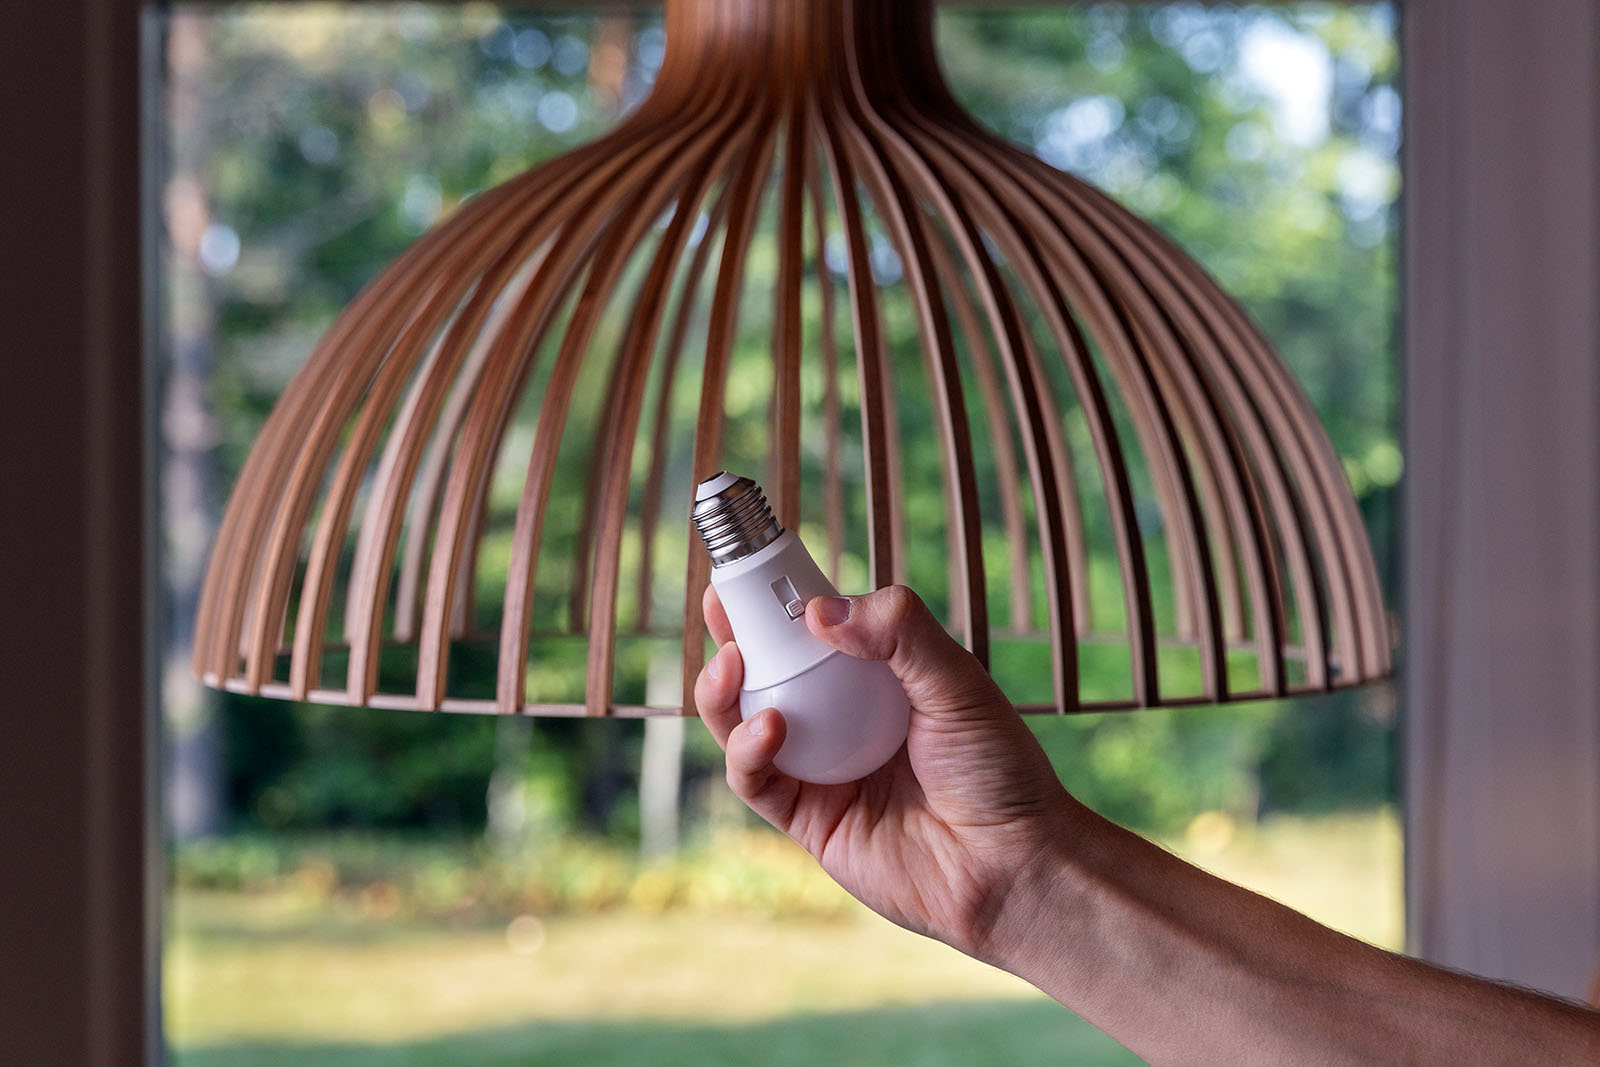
[171,2,1398,841]
[175,827,859,920]
[223,697,499,828]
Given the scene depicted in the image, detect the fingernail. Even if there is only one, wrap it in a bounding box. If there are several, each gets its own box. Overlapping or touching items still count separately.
[747,709,769,738]
[707,645,723,680]
[814,596,852,627]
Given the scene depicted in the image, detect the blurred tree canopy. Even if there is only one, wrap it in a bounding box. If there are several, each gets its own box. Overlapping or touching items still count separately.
[164,2,1397,838]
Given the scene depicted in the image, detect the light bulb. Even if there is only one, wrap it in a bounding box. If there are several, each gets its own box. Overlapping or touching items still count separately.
[692,472,911,785]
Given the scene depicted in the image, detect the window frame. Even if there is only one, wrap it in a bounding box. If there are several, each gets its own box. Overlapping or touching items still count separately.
[1400,0,1600,998]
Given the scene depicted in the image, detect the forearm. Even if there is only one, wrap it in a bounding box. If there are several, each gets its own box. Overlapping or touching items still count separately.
[984,801,1600,1065]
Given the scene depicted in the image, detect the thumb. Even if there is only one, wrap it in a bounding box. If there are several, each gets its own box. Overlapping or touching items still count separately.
[805,585,1006,714]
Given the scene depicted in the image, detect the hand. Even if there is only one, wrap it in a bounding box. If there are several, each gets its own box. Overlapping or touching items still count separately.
[694,584,1078,960]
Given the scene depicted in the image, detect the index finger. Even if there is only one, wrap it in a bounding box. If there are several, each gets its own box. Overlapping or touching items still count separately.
[702,582,734,646]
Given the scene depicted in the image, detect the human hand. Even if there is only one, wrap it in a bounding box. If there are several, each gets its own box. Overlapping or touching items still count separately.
[694,584,1080,961]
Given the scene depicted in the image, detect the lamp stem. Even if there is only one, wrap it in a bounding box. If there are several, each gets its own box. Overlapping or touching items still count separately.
[656,0,944,103]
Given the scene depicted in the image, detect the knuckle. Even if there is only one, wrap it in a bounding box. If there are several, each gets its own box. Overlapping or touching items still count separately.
[881,584,924,627]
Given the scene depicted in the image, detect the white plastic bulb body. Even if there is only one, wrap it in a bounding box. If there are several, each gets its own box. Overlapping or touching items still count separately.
[710,530,910,784]
[702,512,910,785]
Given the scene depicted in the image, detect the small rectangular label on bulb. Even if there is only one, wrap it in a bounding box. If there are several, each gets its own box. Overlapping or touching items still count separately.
[769,576,804,619]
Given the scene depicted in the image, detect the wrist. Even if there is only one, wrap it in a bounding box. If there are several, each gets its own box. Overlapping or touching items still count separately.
[968,798,1105,978]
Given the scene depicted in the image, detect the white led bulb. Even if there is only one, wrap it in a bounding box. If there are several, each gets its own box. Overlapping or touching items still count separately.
[693,472,911,785]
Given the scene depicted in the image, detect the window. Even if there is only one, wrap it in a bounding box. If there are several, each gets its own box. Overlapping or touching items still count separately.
[156,5,1399,1062]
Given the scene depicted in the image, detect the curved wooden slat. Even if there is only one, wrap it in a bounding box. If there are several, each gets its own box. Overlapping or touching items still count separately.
[887,116,1152,706]
[823,13,988,661]
[390,249,549,644]
[806,158,847,586]
[824,30,1080,707]
[632,194,731,633]
[243,186,552,690]
[1021,182,1293,692]
[199,172,534,684]
[569,81,766,717]
[485,75,755,712]
[931,141,1229,700]
[191,158,570,683]
[814,108,898,592]
[832,137,990,660]
[874,1,1232,703]
[923,227,1052,636]
[769,42,807,532]
[677,83,784,716]
[903,1,1315,693]
[1049,175,1331,689]
[415,66,746,709]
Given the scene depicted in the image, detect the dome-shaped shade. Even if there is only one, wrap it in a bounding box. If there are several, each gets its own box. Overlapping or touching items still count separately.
[193,0,1391,716]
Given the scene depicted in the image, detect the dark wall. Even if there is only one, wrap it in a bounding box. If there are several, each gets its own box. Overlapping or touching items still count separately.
[0,0,153,1061]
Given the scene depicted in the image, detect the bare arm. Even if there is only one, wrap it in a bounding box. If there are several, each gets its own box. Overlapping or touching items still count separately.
[987,799,1600,1065]
[694,584,1600,1065]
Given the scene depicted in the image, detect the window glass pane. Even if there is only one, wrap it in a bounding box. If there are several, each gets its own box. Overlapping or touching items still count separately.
[157,4,1398,1063]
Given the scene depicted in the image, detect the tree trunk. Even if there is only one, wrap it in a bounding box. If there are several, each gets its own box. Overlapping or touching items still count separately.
[163,13,225,841]
[638,650,685,858]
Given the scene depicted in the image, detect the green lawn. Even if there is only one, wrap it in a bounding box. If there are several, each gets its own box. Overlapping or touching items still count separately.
[168,900,1134,1065]
[174,1004,1128,1067]
[167,809,1400,1066]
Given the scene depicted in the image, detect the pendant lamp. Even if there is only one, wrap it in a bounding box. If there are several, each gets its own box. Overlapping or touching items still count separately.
[193,0,1392,718]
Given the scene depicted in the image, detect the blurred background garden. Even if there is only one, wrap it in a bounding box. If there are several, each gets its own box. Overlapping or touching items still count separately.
[157,3,1400,1063]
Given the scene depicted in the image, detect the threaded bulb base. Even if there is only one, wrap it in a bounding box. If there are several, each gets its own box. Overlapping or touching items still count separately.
[692,472,784,567]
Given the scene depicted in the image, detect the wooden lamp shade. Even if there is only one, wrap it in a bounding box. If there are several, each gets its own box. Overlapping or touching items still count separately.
[193,0,1391,717]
